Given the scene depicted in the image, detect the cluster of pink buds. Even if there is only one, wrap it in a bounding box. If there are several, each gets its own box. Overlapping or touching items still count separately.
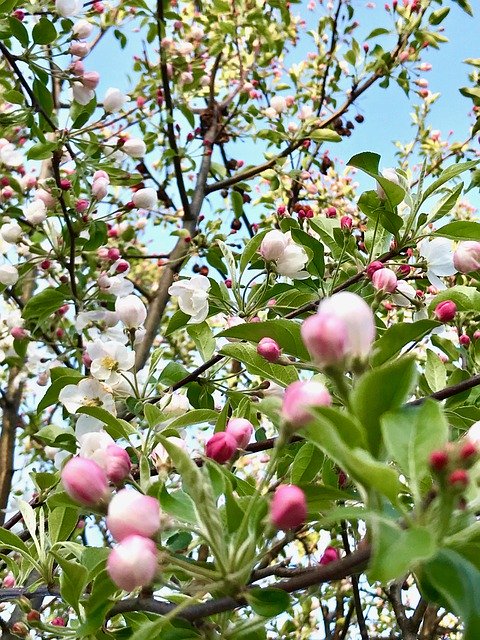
[429,438,478,492]
[205,418,254,463]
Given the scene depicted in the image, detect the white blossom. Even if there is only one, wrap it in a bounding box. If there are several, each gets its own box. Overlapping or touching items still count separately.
[392,280,417,307]
[24,200,47,225]
[0,143,22,167]
[418,237,455,290]
[55,0,83,17]
[59,378,116,415]
[103,88,127,113]
[0,264,19,285]
[115,295,147,329]
[87,340,135,384]
[168,275,210,324]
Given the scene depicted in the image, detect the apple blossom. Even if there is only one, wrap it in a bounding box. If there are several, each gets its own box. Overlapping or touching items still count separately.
[24,200,47,225]
[168,275,211,324]
[61,457,109,506]
[418,237,455,290]
[81,71,100,90]
[59,378,116,415]
[270,95,287,114]
[34,188,55,208]
[92,177,109,200]
[132,188,157,209]
[151,436,186,471]
[0,264,19,285]
[107,489,161,541]
[225,418,254,448]
[453,241,480,273]
[260,230,289,261]
[281,380,332,427]
[1,222,23,243]
[319,546,340,565]
[434,300,457,322]
[103,87,128,113]
[158,392,191,417]
[69,42,90,58]
[55,0,83,17]
[270,484,307,530]
[115,294,147,328]
[72,82,94,105]
[0,142,22,167]
[72,18,93,39]
[107,535,158,591]
[392,280,417,306]
[86,339,135,384]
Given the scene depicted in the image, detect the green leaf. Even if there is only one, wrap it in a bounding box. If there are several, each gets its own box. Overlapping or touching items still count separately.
[351,356,418,456]
[219,343,298,387]
[165,309,190,336]
[0,528,30,556]
[246,588,290,617]
[434,221,480,241]
[77,406,137,440]
[424,349,446,393]
[32,17,57,44]
[240,230,268,277]
[308,129,341,143]
[49,507,79,544]
[420,160,479,203]
[37,376,85,412]
[372,320,440,366]
[290,229,325,277]
[231,190,244,219]
[419,549,480,640]
[357,190,403,236]
[291,442,323,484]
[4,89,24,105]
[23,288,67,321]
[381,400,448,501]
[218,319,309,360]
[348,152,405,208]
[160,486,197,524]
[370,521,436,582]
[164,409,219,431]
[52,553,88,615]
[451,0,472,15]
[8,16,28,46]
[187,322,215,362]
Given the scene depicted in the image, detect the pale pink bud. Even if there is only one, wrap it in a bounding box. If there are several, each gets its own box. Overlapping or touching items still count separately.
[122,138,146,158]
[34,188,55,208]
[3,572,15,588]
[93,170,109,181]
[75,198,89,213]
[453,241,480,273]
[319,546,340,565]
[61,457,109,507]
[225,418,253,448]
[92,177,109,200]
[434,300,457,322]
[259,229,288,261]
[103,87,127,113]
[270,484,307,529]
[107,535,157,591]
[115,295,147,328]
[132,187,157,209]
[281,380,331,427]
[372,267,398,293]
[81,71,100,90]
[69,42,90,58]
[103,445,131,483]
[107,489,161,541]
[11,327,27,339]
[205,431,238,464]
[72,18,94,39]
[257,337,282,363]
[70,60,85,75]
[301,292,375,368]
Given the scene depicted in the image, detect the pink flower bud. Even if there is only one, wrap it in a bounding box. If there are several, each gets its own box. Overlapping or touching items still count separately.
[132,187,157,209]
[372,267,398,293]
[319,546,340,565]
[205,431,238,464]
[115,295,147,329]
[259,229,288,261]
[61,457,109,507]
[453,241,480,273]
[3,572,15,588]
[75,198,89,213]
[429,449,449,471]
[257,337,282,363]
[107,489,161,541]
[459,334,471,347]
[93,170,109,181]
[434,300,457,323]
[107,535,158,591]
[92,177,109,200]
[270,484,307,530]
[366,260,384,279]
[340,215,353,230]
[103,445,131,484]
[281,380,331,427]
[225,418,253,448]
[448,469,469,489]
[51,617,66,627]
[81,71,100,90]
[70,60,85,75]
[301,292,375,368]
[69,41,90,58]
[325,207,337,218]
[34,188,55,208]
[11,327,27,340]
